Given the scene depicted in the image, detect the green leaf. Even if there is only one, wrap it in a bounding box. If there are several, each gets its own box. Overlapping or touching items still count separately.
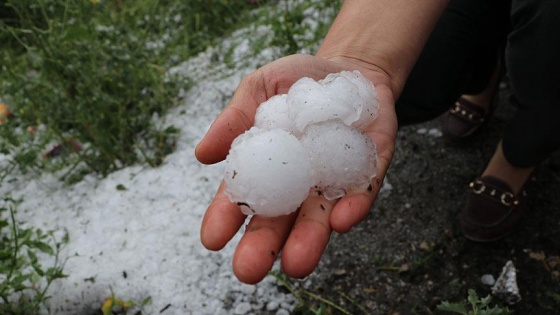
[436,301,468,314]
[478,294,493,309]
[467,289,479,307]
[29,240,54,255]
[140,295,153,306]
[27,248,38,263]
[164,125,180,134]
[46,267,68,280]
[61,231,70,244]
[31,261,45,277]
[19,229,33,243]
[480,305,512,315]
[0,249,12,260]
[312,303,328,315]
[11,273,31,292]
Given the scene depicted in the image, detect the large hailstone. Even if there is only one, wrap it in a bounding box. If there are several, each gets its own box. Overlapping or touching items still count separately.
[253,94,298,135]
[287,70,379,132]
[300,120,377,200]
[321,71,379,129]
[222,70,379,217]
[287,77,360,133]
[224,127,313,216]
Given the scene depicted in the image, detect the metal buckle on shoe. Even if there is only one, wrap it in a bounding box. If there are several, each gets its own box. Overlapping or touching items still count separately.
[500,192,519,206]
[470,180,485,194]
[451,102,461,113]
[450,101,484,122]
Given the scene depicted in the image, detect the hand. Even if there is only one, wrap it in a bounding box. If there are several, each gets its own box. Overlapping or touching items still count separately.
[195,54,398,284]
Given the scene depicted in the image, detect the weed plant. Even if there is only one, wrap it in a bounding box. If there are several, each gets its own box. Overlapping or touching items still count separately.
[0,0,251,183]
[263,0,342,56]
[0,197,68,314]
[437,289,512,315]
[270,270,362,315]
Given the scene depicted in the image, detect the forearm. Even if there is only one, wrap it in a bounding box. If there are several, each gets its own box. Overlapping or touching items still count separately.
[317,0,449,97]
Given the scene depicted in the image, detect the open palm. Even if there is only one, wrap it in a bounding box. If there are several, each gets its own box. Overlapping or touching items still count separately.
[195,54,398,284]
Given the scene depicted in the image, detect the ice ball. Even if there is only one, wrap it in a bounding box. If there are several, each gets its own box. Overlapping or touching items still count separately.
[322,71,379,128]
[299,120,377,200]
[287,77,359,132]
[224,127,313,216]
[254,94,298,135]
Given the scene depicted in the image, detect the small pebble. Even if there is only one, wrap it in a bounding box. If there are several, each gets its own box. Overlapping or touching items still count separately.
[416,128,427,134]
[481,274,496,286]
[427,128,442,137]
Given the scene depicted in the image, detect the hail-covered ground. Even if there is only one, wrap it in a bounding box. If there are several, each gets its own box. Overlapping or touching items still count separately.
[0,2,342,315]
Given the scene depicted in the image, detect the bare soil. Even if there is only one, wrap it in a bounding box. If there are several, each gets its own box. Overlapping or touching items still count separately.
[299,84,560,314]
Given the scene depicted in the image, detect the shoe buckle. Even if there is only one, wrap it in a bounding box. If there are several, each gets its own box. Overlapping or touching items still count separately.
[470,180,485,194]
[470,180,520,206]
[451,102,461,113]
[500,192,519,206]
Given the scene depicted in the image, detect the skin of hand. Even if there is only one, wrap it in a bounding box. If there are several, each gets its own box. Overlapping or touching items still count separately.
[195,54,397,284]
[195,0,449,284]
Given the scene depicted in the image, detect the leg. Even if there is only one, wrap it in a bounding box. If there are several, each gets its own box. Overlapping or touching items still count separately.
[396,0,510,126]
[483,0,560,183]
[461,0,560,241]
[501,0,560,167]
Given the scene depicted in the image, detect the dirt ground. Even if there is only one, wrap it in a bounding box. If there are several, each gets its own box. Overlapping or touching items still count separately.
[299,84,560,314]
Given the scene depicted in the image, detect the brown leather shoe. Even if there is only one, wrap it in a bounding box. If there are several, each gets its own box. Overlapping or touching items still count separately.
[441,97,490,140]
[460,176,532,242]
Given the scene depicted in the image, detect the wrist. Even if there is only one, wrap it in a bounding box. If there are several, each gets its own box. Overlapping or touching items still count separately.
[316,0,449,98]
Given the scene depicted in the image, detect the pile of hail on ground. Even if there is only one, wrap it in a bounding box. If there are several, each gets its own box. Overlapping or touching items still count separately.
[224,70,379,217]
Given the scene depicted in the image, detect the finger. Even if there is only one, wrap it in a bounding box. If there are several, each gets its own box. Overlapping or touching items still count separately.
[330,178,380,233]
[194,103,256,165]
[330,145,394,233]
[281,196,335,279]
[194,73,292,164]
[232,213,297,284]
[329,81,397,232]
[200,182,247,251]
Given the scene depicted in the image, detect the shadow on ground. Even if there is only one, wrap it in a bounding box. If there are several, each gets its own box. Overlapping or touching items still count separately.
[300,84,560,314]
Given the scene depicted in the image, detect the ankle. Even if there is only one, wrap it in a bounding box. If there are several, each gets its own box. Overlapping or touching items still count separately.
[460,56,502,112]
[461,93,493,112]
[481,143,534,194]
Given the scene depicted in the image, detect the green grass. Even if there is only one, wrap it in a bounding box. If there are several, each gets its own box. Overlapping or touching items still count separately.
[270,270,366,315]
[0,197,68,315]
[437,289,512,315]
[0,0,253,183]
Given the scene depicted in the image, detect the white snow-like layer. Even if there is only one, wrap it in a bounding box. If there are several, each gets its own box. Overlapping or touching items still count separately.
[0,25,298,315]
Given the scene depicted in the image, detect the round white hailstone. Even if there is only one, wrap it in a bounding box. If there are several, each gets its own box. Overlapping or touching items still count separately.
[299,120,377,200]
[254,94,298,135]
[287,77,359,132]
[322,70,379,129]
[224,127,312,216]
